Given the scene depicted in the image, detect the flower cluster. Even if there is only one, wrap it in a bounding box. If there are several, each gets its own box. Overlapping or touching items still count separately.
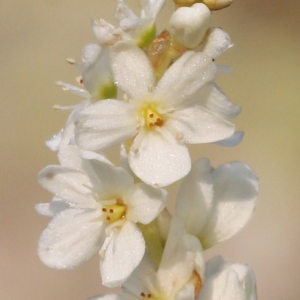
[37,0,259,299]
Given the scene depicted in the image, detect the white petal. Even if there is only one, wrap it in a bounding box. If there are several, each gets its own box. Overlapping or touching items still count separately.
[45,129,63,151]
[176,158,213,236]
[140,0,165,18]
[200,162,259,248]
[198,256,257,300]
[175,284,195,300]
[82,46,115,101]
[82,43,102,65]
[85,159,134,198]
[88,295,125,300]
[122,251,155,297]
[116,1,138,30]
[154,51,216,109]
[58,144,83,169]
[80,150,112,165]
[201,28,232,59]
[125,183,167,224]
[206,85,241,119]
[100,222,145,287]
[129,128,191,187]
[38,166,95,207]
[75,100,138,151]
[216,131,244,147]
[92,18,120,45]
[157,217,204,297]
[167,105,235,144]
[110,42,154,100]
[35,199,69,217]
[38,208,104,269]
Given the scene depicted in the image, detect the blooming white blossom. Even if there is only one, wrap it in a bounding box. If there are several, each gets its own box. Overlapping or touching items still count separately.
[75,42,235,186]
[198,256,257,300]
[176,158,259,249]
[89,217,205,300]
[46,42,118,159]
[92,0,165,47]
[37,154,167,287]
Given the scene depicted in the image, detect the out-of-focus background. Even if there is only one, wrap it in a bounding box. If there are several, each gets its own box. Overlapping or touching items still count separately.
[1,0,299,299]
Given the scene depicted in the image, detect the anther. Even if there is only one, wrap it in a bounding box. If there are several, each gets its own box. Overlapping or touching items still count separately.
[141,293,146,297]
[147,294,151,298]
[149,114,154,118]
[106,216,111,221]
[102,208,107,212]
[109,209,114,213]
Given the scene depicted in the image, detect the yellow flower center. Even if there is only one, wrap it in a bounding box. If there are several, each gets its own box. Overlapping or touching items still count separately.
[139,103,165,130]
[101,200,127,223]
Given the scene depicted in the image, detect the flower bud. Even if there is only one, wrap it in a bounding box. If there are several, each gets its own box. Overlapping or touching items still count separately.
[173,0,200,8]
[173,0,233,10]
[201,0,233,10]
[169,3,211,49]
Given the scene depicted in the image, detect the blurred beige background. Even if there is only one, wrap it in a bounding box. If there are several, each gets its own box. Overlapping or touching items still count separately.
[1,0,299,299]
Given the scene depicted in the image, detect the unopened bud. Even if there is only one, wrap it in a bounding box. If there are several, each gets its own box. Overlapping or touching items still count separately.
[173,0,233,10]
[201,0,233,10]
[173,0,200,8]
[169,3,211,49]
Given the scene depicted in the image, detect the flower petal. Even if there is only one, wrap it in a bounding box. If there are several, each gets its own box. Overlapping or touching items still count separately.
[167,105,235,144]
[38,166,95,207]
[215,131,244,147]
[201,28,232,59]
[198,256,257,300]
[157,217,204,297]
[200,162,259,248]
[35,199,69,217]
[85,159,134,199]
[88,294,125,300]
[206,85,241,119]
[110,42,154,100]
[75,100,138,151]
[128,128,191,187]
[176,158,213,236]
[125,183,167,224]
[154,51,216,109]
[140,0,165,19]
[100,221,145,287]
[38,208,104,269]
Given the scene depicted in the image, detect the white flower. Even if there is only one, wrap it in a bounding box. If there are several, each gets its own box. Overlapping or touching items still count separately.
[89,217,204,300]
[75,42,235,187]
[37,155,167,287]
[92,0,165,47]
[176,158,259,249]
[198,256,257,300]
